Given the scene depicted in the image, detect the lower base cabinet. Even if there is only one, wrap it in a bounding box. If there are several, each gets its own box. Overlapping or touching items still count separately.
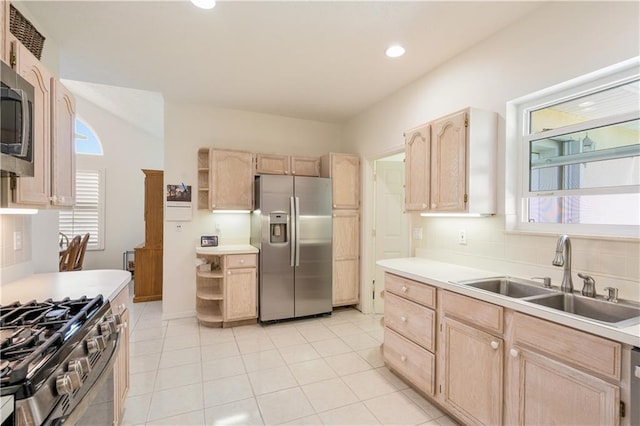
[440,317,503,426]
[133,246,162,302]
[382,274,627,426]
[111,285,130,425]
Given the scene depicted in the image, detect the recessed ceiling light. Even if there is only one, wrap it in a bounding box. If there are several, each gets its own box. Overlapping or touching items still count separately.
[578,101,595,108]
[385,45,405,58]
[191,0,216,9]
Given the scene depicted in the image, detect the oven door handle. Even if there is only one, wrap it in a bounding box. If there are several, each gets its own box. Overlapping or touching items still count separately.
[53,333,121,426]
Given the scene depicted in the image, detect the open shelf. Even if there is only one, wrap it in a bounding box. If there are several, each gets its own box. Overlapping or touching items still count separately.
[197,286,223,300]
[197,270,223,279]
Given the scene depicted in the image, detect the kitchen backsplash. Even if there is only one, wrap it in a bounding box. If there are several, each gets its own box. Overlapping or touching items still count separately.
[415,215,640,302]
[0,215,33,282]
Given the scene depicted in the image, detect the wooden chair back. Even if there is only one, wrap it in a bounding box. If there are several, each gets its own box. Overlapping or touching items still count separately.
[59,235,81,272]
[72,233,90,271]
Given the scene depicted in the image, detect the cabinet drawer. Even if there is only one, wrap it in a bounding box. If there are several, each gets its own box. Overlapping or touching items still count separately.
[384,327,435,396]
[442,290,503,334]
[385,273,435,308]
[226,254,256,269]
[511,312,621,381]
[384,292,435,352]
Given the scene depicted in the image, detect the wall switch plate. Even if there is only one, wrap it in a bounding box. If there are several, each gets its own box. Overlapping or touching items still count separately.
[13,231,22,250]
[412,227,423,240]
[175,224,182,232]
[458,230,467,245]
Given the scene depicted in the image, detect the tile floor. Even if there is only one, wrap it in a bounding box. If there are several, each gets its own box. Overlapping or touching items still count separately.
[124,294,458,426]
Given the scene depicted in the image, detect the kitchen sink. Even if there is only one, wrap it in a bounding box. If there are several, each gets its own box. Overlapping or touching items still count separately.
[527,293,640,327]
[457,276,557,298]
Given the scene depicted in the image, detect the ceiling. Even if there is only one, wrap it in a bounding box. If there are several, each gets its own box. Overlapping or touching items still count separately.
[19,1,543,123]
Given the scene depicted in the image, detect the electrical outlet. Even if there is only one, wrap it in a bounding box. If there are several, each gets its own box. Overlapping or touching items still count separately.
[412,227,423,240]
[13,231,22,250]
[175,224,182,232]
[458,230,467,245]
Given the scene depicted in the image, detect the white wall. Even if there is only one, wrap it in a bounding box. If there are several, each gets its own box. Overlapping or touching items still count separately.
[163,102,344,319]
[344,1,640,305]
[71,88,164,271]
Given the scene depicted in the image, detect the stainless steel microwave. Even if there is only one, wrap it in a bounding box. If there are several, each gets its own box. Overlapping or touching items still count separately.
[1,60,34,177]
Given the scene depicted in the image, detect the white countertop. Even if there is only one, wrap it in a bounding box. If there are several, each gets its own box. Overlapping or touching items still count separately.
[0,269,131,305]
[196,244,259,255]
[377,258,640,347]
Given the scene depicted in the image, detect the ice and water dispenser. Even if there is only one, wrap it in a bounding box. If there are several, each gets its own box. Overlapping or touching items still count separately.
[269,212,288,244]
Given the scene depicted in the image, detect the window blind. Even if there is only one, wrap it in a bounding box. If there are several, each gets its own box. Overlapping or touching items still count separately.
[59,169,105,250]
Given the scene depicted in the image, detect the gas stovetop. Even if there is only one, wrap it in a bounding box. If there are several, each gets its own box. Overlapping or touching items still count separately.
[0,295,122,425]
[0,296,105,389]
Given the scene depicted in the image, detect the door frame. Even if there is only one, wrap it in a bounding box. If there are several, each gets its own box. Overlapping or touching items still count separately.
[360,145,413,314]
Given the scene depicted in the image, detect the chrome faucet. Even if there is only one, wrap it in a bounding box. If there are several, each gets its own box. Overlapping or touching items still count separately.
[552,234,573,293]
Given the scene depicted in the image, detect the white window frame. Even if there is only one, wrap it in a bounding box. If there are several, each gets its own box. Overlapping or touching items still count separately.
[59,168,106,250]
[506,57,640,239]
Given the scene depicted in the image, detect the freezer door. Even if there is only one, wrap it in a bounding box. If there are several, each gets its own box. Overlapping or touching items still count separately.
[294,176,332,317]
[257,175,295,321]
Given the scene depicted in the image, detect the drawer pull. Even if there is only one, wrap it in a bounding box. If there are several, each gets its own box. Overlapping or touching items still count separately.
[401,286,408,293]
[510,348,519,358]
[380,290,385,299]
[490,341,499,350]
[240,259,245,264]
[400,355,407,362]
[400,316,407,323]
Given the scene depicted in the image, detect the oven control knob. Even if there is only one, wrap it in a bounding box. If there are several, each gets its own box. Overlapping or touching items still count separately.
[99,320,117,337]
[86,335,106,354]
[69,357,92,376]
[107,313,122,327]
[56,371,82,395]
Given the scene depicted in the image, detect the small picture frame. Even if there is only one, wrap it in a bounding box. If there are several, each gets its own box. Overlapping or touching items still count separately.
[201,235,218,247]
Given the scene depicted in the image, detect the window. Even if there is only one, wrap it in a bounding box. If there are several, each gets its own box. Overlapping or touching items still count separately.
[59,169,105,250]
[59,118,106,250]
[509,59,640,238]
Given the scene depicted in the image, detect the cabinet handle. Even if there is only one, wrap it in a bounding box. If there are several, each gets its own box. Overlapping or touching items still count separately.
[379,290,385,299]
[490,341,499,350]
[422,203,427,209]
[510,348,519,358]
[228,271,232,275]
[401,286,408,293]
[400,355,407,362]
[400,316,407,323]
[333,204,337,208]
[240,259,245,264]
[123,321,128,330]
[119,303,126,311]
[431,203,436,209]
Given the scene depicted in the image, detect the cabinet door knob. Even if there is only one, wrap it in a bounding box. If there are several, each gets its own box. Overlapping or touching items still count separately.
[422,203,427,209]
[240,259,245,264]
[379,290,385,299]
[401,286,408,293]
[510,348,519,358]
[400,355,407,362]
[228,271,232,275]
[490,341,499,350]
[400,316,407,323]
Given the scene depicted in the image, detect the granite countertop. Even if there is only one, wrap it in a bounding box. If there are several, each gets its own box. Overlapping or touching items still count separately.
[195,244,259,255]
[0,269,131,305]
[377,257,640,347]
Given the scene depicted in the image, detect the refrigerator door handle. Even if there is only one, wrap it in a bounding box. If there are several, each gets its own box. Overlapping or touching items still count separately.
[290,196,296,267]
[295,196,301,267]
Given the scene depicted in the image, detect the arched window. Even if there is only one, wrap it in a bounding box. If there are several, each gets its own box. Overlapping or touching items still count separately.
[59,118,106,252]
[75,117,104,155]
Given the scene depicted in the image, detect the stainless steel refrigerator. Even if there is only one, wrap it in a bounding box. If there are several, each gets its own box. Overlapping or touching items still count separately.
[251,175,332,322]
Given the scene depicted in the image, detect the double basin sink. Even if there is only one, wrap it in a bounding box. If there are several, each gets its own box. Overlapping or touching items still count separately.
[455,276,640,328]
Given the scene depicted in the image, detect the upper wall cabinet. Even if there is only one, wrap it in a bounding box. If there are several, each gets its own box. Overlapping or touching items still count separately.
[321,153,361,210]
[51,78,76,207]
[404,108,497,214]
[255,153,320,177]
[199,148,254,211]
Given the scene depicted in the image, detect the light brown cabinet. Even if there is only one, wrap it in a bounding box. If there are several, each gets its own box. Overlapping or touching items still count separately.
[321,153,360,210]
[321,153,361,307]
[134,169,163,303]
[382,274,628,426]
[255,153,320,177]
[199,149,254,210]
[505,311,621,426]
[403,108,497,214]
[332,210,360,306]
[196,252,257,327]
[1,39,76,209]
[111,285,130,425]
[383,272,437,397]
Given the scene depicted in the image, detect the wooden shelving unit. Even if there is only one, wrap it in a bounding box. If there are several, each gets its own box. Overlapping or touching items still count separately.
[197,148,210,210]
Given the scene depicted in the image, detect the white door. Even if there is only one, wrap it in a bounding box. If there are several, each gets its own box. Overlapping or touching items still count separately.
[373,158,409,314]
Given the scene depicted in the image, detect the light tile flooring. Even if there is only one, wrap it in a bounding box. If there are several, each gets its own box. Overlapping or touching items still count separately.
[124,297,458,426]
